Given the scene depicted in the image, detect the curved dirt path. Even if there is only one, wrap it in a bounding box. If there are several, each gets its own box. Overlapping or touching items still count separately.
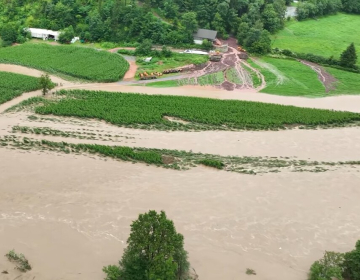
[0,64,72,86]
[107,50,137,80]
[1,64,360,114]
[300,60,337,92]
[242,59,267,90]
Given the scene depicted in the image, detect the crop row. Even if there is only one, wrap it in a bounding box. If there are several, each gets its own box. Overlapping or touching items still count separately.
[0,44,129,82]
[31,89,360,131]
[2,135,360,174]
[0,72,41,104]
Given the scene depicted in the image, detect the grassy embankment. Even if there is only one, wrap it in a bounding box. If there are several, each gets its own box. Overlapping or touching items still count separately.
[0,43,129,82]
[272,13,360,66]
[134,52,208,76]
[0,72,41,104]
[249,57,326,96]
[326,68,360,95]
[12,89,360,131]
[249,57,360,96]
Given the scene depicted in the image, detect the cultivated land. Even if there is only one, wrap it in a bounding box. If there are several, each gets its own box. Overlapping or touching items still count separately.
[1,57,360,280]
[272,13,360,65]
[0,44,129,82]
[0,71,41,104]
[17,89,360,131]
[134,52,208,76]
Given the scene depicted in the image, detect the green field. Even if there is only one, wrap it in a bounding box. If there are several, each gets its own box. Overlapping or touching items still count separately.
[326,68,360,95]
[0,44,129,82]
[249,57,360,96]
[26,89,360,131]
[272,13,360,65]
[145,80,179,87]
[135,53,208,76]
[0,71,41,104]
[250,57,326,96]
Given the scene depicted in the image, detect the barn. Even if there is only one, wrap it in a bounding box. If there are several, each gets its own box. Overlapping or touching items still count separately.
[27,28,60,41]
[193,29,218,45]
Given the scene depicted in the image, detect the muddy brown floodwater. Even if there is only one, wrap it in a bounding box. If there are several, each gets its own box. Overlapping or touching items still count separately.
[1,150,360,280]
[1,63,360,280]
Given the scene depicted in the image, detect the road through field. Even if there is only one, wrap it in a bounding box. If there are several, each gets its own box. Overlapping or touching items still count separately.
[1,64,360,113]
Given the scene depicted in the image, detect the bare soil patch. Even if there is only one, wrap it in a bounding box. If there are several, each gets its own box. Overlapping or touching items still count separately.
[163,116,190,125]
[300,60,337,92]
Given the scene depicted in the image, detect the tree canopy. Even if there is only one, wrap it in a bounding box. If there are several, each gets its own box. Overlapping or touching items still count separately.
[340,43,357,68]
[103,210,191,280]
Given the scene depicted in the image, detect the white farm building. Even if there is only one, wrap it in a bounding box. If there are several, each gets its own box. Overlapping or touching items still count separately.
[27,28,60,41]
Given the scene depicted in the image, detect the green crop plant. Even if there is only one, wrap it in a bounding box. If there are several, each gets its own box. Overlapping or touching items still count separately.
[0,72,42,104]
[30,89,360,131]
[0,44,129,82]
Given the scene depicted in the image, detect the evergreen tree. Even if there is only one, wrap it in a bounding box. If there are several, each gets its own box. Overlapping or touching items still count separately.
[340,43,358,68]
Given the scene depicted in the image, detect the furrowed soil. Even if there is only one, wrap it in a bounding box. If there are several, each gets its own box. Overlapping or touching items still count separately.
[1,63,360,280]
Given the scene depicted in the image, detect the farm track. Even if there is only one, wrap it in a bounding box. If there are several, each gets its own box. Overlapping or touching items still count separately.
[300,60,337,92]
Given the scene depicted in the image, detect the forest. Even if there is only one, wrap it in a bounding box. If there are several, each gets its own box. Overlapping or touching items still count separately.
[0,0,358,53]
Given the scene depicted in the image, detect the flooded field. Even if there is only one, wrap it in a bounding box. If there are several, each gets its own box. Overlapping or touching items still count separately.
[1,149,360,280]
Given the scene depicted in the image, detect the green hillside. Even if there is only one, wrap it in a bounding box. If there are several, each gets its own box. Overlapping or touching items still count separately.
[272,14,360,65]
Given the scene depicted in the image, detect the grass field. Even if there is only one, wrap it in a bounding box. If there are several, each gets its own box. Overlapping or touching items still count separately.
[145,80,179,87]
[250,57,326,96]
[26,89,360,131]
[0,71,41,104]
[135,53,208,76]
[326,68,360,95]
[0,44,129,82]
[272,13,360,65]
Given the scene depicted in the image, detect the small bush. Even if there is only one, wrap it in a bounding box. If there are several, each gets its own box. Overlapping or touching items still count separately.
[343,240,360,280]
[5,250,32,272]
[198,159,224,169]
[117,49,135,56]
[246,268,256,275]
[308,251,344,280]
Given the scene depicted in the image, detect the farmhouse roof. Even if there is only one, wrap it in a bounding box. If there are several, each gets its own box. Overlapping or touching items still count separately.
[194,29,217,41]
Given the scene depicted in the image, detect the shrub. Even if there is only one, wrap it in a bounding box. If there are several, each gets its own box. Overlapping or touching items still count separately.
[135,39,153,56]
[308,251,344,280]
[161,45,172,58]
[117,49,136,56]
[6,250,32,272]
[199,159,224,169]
[343,240,360,280]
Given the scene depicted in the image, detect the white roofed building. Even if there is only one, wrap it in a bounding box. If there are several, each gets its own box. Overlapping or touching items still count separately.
[27,28,60,41]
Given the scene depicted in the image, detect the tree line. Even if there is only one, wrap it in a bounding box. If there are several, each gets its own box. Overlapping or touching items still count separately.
[297,0,360,20]
[0,0,288,54]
